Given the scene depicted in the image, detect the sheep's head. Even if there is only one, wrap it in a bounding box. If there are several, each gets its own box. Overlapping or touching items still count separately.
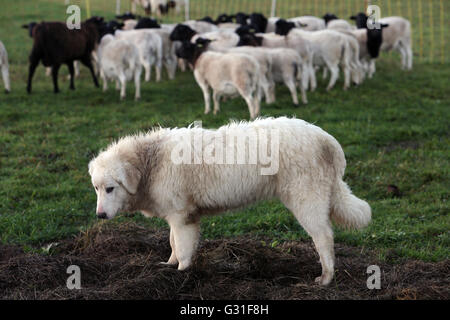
[198,16,215,25]
[175,38,211,67]
[216,14,233,24]
[116,12,137,21]
[275,19,296,36]
[22,22,37,38]
[234,12,249,25]
[236,33,262,47]
[366,23,389,58]
[249,13,268,33]
[135,17,160,29]
[323,13,338,25]
[170,24,197,42]
[350,12,368,29]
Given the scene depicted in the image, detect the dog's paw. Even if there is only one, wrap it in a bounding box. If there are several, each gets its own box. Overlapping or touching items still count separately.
[315,274,333,286]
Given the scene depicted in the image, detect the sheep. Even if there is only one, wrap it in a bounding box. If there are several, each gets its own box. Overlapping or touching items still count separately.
[338,24,390,79]
[22,22,82,79]
[236,30,314,92]
[275,19,354,91]
[215,45,275,105]
[230,45,307,105]
[323,13,354,30]
[287,16,326,31]
[114,29,163,82]
[175,39,262,119]
[182,20,219,34]
[0,40,10,93]
[326,19,354,31]
[26,17,104,94]
[136,28,178,80]
[97,35,142,100]
[351,13,413,70]
[170,24,239,50]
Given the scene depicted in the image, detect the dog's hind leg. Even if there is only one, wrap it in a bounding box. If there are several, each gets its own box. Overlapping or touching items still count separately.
[167,215,200,271]
[282,192,335,286]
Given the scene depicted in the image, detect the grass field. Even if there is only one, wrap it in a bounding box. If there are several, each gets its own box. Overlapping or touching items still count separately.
[0,0,449,266]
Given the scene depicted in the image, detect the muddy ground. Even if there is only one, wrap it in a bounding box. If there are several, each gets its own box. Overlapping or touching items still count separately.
[0,223,448,300]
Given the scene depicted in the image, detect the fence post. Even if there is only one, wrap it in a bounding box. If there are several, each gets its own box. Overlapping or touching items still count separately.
[270,0,277,17]
[85,0,91,18]
[116,0,121,15]
[185,0,190,21]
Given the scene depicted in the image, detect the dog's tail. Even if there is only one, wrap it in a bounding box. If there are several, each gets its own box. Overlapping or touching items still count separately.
[330,179,371,230]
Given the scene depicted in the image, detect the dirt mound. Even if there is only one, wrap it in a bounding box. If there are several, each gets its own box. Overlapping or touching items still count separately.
[0,223,448,299]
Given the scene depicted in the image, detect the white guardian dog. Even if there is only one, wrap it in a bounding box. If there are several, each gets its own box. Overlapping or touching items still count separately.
[88,117,371,285]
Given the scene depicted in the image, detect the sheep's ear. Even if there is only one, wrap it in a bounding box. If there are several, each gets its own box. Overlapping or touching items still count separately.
[350,16,356,20]
[22,24,29,29]
[112,163,141,195]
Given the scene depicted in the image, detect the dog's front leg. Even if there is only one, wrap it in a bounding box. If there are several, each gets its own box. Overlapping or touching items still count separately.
[167,215,200,271]
[160,227,178,266]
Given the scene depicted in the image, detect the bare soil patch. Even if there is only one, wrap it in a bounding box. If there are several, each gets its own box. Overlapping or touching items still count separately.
[1,223,448,299]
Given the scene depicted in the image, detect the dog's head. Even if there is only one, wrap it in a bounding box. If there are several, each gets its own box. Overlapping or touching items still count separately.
[88,153,141,220]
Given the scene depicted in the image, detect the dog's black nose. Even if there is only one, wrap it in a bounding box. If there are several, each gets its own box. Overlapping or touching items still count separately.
[97,212,107,219]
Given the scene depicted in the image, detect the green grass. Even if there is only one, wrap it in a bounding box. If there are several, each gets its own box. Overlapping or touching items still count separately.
[0,0,449,262]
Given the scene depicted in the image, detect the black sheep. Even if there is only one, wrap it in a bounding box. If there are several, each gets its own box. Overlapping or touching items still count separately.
[26,16,104,94]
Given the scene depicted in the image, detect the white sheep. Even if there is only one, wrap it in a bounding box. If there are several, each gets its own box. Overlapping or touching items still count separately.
[379,16,413,70]
[98,35,142,100]
[288,16,326,31]
[182,20,219,34]
[239,32,314,92]
[176,40,262,119]
[191,30,240,50]
[232,46,308,105]
[114,29,163,82]
[142,28,178,80]
[290,29,353,90]
[221,46,274,105]
[0,40,10,93]
[327,19,354,30]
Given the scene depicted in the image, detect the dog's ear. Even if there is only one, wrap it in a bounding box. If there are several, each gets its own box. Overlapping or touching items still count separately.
[112,163,141,195]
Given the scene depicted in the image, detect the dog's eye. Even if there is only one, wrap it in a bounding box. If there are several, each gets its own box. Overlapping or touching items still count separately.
[106,187,114,194]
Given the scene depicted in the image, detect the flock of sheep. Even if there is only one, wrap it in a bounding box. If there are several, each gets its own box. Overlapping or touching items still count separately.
[0,8,412,119]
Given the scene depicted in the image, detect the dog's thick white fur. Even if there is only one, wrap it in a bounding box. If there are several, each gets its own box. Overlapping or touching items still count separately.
[89,117,371,285]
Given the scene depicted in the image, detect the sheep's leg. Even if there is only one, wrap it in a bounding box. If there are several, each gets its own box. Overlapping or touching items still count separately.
[67,61,75,90]
[134,66,142,101]
[322,67,328,80]
[27,58,40,94]
[197,80,211,114]
[309,63,317,92]
[143,61,151,82]
[155,62,162,82]
[81,56,99,88]
[406,45,413,70]
[1,63,10,93]
[51,64,61,93]
[165,59,177,80]
[368,59,376,78]
[119,73,126,100]
[284,76,299,106]
[326,64,339,91]
[212,91,221,115]
[252,94,261,118]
